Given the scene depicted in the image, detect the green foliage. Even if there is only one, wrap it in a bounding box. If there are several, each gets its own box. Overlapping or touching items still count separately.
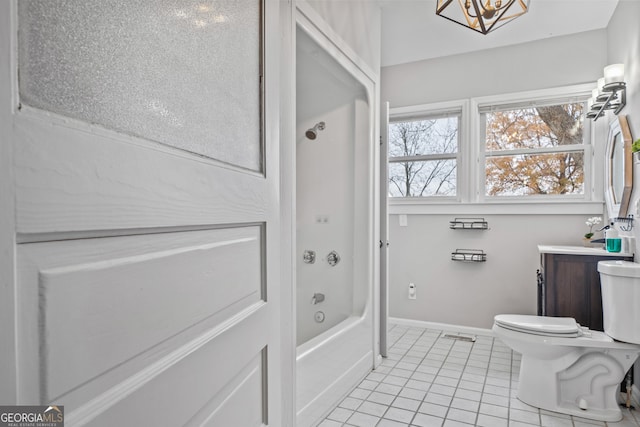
[632,138,640,153]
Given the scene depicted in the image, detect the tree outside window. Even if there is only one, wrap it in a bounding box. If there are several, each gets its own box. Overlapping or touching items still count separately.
[388,116,458,197]
[484,102,586,197]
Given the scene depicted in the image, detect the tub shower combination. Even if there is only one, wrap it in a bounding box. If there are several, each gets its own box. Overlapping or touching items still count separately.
[295,24,376,427]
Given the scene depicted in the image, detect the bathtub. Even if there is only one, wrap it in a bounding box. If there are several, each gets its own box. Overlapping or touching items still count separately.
[296,314,373,426]
[294,8,378,426]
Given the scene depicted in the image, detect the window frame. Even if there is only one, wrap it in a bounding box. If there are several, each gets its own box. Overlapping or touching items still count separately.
[388,99,468,202]
[475,86,594,202]
[388,84,603,214]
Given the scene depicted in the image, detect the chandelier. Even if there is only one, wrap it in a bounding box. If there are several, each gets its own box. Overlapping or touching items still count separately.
[436,0,530,35]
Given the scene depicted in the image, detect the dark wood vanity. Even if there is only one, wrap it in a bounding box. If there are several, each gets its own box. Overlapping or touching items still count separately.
[537,246,633,331]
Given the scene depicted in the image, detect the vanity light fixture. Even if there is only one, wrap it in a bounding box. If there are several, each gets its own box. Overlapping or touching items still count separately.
[436,0,529,35]
[586,64,627,121]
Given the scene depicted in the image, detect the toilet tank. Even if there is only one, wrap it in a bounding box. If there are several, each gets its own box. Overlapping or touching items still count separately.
[598,260,640,344]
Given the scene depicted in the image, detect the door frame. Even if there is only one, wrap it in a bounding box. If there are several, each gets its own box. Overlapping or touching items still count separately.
[0,0,18,405]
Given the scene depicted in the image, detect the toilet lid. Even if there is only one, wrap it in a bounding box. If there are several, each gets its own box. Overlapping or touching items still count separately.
[494,314,582,337]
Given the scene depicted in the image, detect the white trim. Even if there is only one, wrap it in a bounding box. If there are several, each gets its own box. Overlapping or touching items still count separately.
[279,1,297,425]
[0,0,17,404]
[388,201,605,216]
[295,0,377,83]
[472,83,595,109]
[485,144,587,157]
[389,317,494,337]
[391,99,468,120]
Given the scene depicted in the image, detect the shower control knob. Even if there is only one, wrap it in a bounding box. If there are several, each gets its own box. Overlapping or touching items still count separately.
[327,250,340,267]
[303,250,316,264]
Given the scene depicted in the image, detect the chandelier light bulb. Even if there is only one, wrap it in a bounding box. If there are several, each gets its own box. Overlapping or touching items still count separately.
[604,64,625,85]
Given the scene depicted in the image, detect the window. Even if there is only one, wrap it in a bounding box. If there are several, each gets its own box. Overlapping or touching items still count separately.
[388,112,460,198]
[481,100,588,198]
[387,85,596,210]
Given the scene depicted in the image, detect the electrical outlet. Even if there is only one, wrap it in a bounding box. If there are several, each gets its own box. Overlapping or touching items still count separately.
[408,283,416,300]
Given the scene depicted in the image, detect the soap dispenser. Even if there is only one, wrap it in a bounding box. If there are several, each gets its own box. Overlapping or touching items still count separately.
[605,223,622,253]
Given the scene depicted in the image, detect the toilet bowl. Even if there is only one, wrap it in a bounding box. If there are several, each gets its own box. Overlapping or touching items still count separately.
[492,260,640,422]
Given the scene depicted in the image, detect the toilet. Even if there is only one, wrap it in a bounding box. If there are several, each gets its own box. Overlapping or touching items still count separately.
[492,260,640,422]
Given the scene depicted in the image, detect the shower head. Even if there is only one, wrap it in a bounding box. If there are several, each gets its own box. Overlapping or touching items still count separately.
[305,121,325,140]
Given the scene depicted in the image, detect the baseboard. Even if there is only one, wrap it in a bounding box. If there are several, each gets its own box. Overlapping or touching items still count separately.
[388,317,494,337]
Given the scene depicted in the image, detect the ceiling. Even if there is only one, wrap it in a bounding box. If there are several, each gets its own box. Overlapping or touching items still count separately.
[380,0,620,67]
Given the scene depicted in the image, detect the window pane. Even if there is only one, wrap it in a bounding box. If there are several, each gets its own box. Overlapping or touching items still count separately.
[485,103,585,151]
[389,160,456,197]
[389,117,458,157]
[19,0,262,171]
[486,152,584,196]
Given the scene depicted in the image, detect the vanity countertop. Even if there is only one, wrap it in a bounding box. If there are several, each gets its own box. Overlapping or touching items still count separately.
[538,245,633,257]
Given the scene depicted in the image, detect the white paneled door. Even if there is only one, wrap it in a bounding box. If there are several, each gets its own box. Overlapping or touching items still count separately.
[0,1,286,426]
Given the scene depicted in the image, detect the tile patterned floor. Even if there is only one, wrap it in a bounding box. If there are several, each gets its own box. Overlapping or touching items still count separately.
[318,323,640,427]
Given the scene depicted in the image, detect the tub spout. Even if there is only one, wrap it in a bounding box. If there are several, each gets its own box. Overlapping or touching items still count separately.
[311,293,325,304]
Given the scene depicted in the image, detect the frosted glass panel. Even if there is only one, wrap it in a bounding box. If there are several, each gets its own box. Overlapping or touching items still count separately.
[19,0,262,171]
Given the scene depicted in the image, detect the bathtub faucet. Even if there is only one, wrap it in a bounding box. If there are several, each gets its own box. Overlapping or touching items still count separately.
[311,293,325,305]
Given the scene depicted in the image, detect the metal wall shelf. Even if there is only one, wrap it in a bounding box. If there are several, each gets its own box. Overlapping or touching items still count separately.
[451,249,487,263]
[449,217,489,230]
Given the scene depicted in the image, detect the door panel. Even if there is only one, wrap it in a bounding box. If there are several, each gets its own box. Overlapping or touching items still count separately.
[14,113,266,236]
[19,227,263,402]
[3,0,285,425]
[69,311,268,426]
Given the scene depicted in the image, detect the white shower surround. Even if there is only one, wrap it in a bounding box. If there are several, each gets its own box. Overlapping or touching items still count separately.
[295,4,379,426]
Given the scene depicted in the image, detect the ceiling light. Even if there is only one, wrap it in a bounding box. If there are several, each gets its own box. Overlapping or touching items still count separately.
[436,0,530,35]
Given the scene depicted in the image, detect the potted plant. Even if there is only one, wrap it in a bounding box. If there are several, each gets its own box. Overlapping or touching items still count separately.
[633,138,640,161]
[584,216,602,246]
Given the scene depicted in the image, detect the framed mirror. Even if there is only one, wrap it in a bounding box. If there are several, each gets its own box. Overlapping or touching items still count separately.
[604,115,633,219]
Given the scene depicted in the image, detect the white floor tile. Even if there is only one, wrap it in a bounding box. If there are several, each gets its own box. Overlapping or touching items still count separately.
[367,391,396,405]
[476,413,508,427]
[539,414,573,427]
[418,402,448,418]
[346,411,381,426]
[411,412,444,427]
[327,407,353,422]
[356,401,389,417]
[318,324,640,427]
[377,418,410,427]
[392,396,422,412]
[384,407,416,423]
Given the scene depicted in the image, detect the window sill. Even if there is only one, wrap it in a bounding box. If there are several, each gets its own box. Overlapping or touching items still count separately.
[388,200,605,216]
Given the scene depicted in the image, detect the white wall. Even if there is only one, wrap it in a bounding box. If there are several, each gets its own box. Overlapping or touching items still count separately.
[306,0,381,73]
[608,0,640,154]
[382,29,608,107]
[381,30,612,329]
[389,213,594,329]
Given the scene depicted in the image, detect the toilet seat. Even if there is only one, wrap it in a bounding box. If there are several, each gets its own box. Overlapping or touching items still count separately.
[494,314,583,337]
